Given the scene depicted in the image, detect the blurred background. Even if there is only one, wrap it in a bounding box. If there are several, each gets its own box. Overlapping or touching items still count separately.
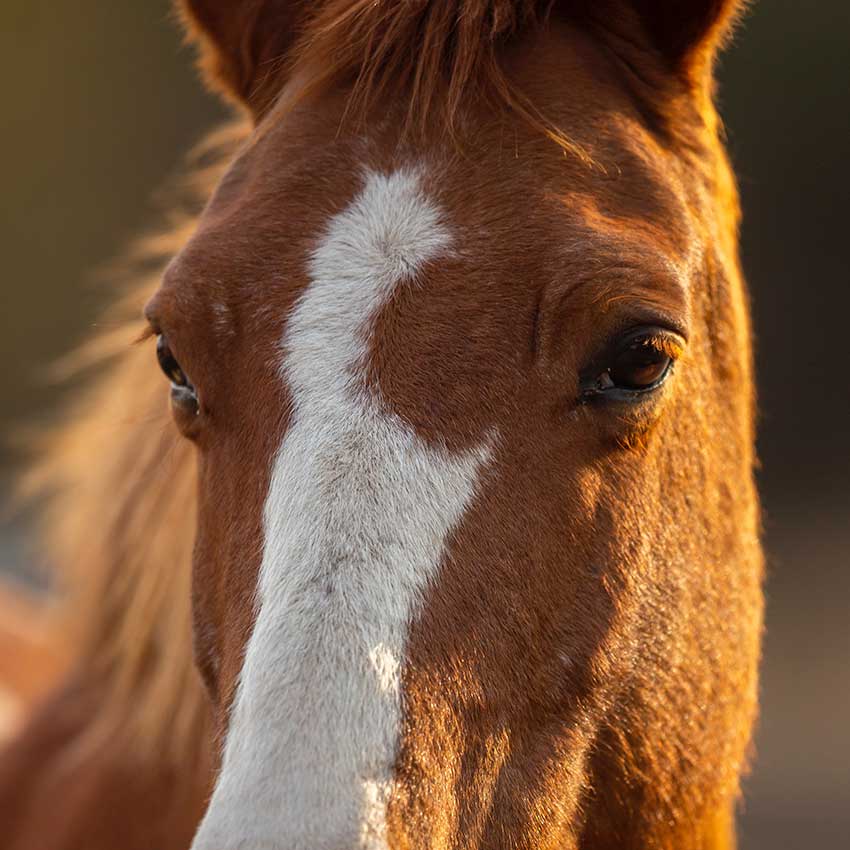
[0,1,847,846]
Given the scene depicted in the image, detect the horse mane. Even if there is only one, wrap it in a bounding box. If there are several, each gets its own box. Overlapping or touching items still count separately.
[291,1,541,119]
[22,122,248,763]
[251,0,732,162]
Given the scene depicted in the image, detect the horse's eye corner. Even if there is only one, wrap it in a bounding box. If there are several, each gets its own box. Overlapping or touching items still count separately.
[580,327,684,404]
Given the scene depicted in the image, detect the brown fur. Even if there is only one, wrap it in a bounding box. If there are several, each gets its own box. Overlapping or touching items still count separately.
[1,2,761,848]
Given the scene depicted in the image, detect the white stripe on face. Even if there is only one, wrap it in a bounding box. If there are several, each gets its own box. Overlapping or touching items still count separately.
[191,169,492,850]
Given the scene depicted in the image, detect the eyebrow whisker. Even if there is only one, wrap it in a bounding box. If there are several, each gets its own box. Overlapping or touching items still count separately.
[134,323,157,345]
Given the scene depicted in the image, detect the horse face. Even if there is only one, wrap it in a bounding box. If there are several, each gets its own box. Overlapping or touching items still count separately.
[146,5,761,848]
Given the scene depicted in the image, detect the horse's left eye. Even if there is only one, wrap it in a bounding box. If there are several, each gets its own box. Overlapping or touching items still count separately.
[581,327,682,400]
[608,337,672,390]
[156,334,190,387]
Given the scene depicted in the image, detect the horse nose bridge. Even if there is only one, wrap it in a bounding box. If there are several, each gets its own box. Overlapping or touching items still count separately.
[190,791,375,850]
[194,841,360,850]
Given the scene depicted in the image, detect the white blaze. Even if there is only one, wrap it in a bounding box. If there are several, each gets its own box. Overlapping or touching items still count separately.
[191,169,491,850]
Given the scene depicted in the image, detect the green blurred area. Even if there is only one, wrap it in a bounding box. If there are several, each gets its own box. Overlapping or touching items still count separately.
[0,0,224,440]
[0,1,848,847]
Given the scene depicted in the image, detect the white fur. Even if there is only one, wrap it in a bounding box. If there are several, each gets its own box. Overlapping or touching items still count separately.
[191,169,492,850]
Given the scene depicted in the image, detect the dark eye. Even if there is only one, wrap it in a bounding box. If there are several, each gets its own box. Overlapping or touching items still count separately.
[156,334,189,386]
[581,327,682,401]
[156,334,199,416]
[609,337,672,389]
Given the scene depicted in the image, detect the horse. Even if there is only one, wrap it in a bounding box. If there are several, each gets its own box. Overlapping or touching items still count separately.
[0,1,764,848]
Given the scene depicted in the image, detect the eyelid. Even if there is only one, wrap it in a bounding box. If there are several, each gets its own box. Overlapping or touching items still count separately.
[617,328,685,360]
[142,291,178,340]
[610,307,689,343]
[142,299,161,330]
[595,325,685,369]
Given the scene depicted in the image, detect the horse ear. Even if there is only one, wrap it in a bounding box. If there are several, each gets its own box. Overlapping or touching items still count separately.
[621,0,747,78]
[176,0,308,117]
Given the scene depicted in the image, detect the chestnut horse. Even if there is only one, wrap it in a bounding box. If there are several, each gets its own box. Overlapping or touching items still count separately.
[0,1,763,848]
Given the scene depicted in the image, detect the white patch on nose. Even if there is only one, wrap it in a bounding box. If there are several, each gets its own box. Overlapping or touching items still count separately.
[191,169,492,850]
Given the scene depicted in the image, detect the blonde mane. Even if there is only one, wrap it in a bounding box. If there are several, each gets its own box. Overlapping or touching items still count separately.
[27,123,247,763]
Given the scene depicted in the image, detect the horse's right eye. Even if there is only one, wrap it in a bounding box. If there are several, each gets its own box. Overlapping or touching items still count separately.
[155,335,200,426]
[156,334,189,387]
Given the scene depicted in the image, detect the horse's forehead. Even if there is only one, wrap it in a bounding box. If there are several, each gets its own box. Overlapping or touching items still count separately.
[171,16,695,312]
[171,124,692,334]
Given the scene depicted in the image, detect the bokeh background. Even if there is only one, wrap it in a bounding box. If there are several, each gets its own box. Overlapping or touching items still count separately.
[1,1,848,846]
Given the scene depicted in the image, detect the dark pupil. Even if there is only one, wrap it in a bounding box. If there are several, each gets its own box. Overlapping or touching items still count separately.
[156,335,188,387]
[609,341,670,390]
